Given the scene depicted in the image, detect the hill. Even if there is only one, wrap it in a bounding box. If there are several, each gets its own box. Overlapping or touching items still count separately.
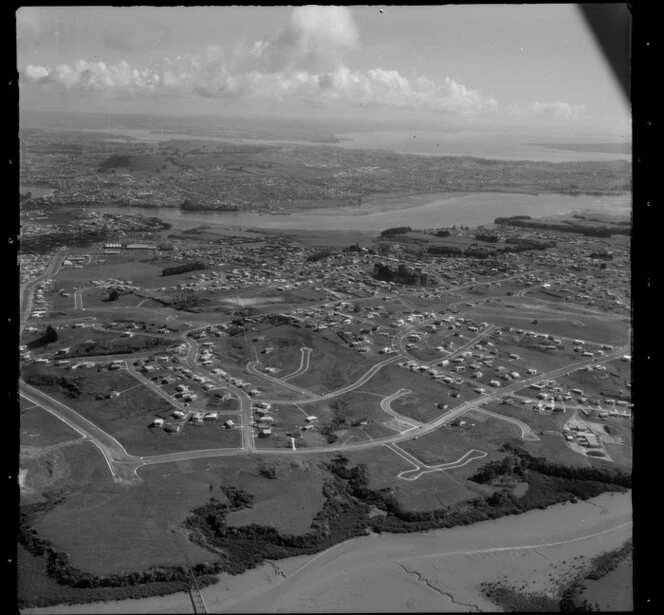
[98,154,180,173]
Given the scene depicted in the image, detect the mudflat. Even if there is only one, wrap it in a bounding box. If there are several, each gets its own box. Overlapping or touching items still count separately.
[23,491,632,614]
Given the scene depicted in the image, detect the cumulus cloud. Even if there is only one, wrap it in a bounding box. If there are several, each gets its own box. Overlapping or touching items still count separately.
[508,101,586,121]
[19,6,497,115]
[248,5,359,73]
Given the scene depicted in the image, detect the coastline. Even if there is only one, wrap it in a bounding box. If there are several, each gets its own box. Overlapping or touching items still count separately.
[22,491,632,614]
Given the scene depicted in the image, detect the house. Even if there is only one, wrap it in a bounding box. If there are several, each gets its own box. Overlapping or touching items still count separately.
[583,434,601,448]
[151,418,165,428]
[224,420,235,428]
[204,412,219,420]
[305,416,318,422]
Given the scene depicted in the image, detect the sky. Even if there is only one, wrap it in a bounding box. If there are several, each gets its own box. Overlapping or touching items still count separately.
[16,5,631,138]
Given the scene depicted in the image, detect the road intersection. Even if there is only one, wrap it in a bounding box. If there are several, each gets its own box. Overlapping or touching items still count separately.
[19,256,631,483]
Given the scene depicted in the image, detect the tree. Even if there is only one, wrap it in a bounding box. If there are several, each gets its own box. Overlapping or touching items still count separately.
[106,289,120,302]
[44,325,58,343]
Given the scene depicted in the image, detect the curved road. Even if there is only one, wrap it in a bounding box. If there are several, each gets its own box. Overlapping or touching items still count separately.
[18,339,629,482]
[380,389,423,429]
[21,257,630,484]
[473,407,541,441]
[282,347,313,381]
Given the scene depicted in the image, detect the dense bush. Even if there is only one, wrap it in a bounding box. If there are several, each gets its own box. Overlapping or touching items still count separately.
[161,262,205,276]
[27,325,58,350]
[22,370,82,399]
[471,444,631,490]
[306,249,334,262]
[428,245,463,256]
[18,494,220,603]
[21,450,631,604]
[380,226,412,237]
[495,217,628,237]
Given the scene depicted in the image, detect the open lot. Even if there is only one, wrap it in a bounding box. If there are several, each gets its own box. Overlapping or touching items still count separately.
[520,433,594,467]
[20,403,81,447]
[356,364,481,420]
[344,446,495,510]
[480,399,568,434]
[224,459,327,535]
[469,302,629,345]
[53,256,168,287]
[286,343,385,396]
[398,416,522,467]
[555,361,631,403]
[32,455,329,578]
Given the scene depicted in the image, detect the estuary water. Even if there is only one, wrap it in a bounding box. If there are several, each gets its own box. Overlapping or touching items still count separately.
[100,192,631,232]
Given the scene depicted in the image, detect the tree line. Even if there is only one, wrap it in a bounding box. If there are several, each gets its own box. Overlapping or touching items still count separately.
[20,447,631,606]
[161,262,206,276]
[494,217,629,237]
[380,226,412,237]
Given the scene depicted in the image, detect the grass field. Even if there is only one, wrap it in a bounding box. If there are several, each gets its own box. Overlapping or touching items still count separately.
[468,303,629,345]
[286,334,384,395]
[492,339,579,373]
[223,459,327,535]
[555,361,631,402]
[399,417,522,466]
[21,366,242,455]
[35,458,225,576]
[20,404,80,447]
[480,399,569,434]
[80,288,148,310]
[21,439,116,503]
[53,255,168,287]
[520,433,592,467]
[343,446,495,510]
[356,363,481,420]
[594,417,632,470]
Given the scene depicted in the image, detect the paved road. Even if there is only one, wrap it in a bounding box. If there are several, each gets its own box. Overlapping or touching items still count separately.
[388,445,489,481]
[282,347,313,381]
[380,389,423,429]
[20,249,68,334]
[20,260,630,482]
[473,407,540,441]
[124,364,190,414]
[247,360,319,399]
[19,382,141,482]
[17,340,629,482]
[185,339,255,450]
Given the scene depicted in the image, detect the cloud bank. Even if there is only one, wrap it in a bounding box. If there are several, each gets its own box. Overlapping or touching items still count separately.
[507,101,587,121]
[21,6,500,116]
[19,6,584,121]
